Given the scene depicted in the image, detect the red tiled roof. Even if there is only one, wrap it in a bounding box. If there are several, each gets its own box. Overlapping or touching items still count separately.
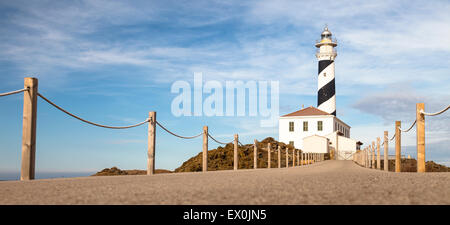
[281,106,331,117]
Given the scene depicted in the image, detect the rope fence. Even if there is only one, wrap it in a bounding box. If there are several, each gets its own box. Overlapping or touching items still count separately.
[420,105,450,116]
[38,93,150,129]
[0,87,29,97]
[155,121,203,139]
[207,133,231,145]
[1,77,327,180]
[353,103,450,173]
[398,120,416,133]
[389,133,396,141]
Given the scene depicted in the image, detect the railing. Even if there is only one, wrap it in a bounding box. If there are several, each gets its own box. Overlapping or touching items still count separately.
[315,38,337,45]
[353,103,450,173]
[1,77,327,180]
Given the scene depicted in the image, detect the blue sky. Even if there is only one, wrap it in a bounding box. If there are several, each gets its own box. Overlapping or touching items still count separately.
[1,0,450,176]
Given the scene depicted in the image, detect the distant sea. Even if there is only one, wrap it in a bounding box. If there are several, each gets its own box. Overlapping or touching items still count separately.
[0,172,95,181]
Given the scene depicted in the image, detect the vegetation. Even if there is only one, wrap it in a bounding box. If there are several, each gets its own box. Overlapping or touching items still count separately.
[175,137,306,172]
[92,167,171,176]
[379,159,450,172]
[93,137,449,175]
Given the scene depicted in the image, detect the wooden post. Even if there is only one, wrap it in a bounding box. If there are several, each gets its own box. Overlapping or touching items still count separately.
[362,149,364,166]
[372,144,375,168]
[366,148,369,168]
[202,126,208,172]
[234,134,238,170]
[395,121,401,172]
[367,148,370,168]
[297,150,300,166]
[276,146,280,168]
[292,149,295,167]
[363,148,367,167]
[377,137,381,170]
[268,143,271,169]
[417,103,425,173]
[357,151,359,164]
[254,139,257,169]
[361,151,363,165]
[384,131,389,171]
[300,152,303,166]
[147,111,156,175]
[286,148,289,167]
[21,77,38,181]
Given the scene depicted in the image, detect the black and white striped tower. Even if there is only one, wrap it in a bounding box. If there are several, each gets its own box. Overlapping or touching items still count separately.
[315,26,337,116]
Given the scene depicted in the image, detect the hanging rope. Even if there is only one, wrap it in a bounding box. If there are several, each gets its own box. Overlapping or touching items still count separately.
[207,132,232,145]
[390,133,396,141]
[420,105,450,116]
[155,121,203,139]
[0,87,29,97]
[38,93,149,129]
[398,120,416,133]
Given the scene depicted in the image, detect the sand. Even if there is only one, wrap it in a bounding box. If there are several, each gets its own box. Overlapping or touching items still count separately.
[0,160,448,204]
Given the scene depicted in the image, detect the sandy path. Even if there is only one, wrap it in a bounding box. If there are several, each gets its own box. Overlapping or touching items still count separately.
[0,160,449,204]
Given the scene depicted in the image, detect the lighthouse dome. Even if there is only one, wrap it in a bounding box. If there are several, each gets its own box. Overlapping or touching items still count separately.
[321,26,332,39]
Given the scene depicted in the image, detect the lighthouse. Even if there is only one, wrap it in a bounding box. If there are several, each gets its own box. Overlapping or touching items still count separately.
[315,25,337,116]
[278,26,362,160]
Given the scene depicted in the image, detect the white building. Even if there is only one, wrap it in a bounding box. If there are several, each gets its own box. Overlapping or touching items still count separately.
[279,106,350,150]
[278,26,362,160]
[279,106,361,160]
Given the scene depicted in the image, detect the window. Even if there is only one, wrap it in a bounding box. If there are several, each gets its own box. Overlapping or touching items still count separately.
[303,121,308,131]
[317,121,323,131]
[289,121,294,132]
[289,141,294,147]
[334,122,337,131]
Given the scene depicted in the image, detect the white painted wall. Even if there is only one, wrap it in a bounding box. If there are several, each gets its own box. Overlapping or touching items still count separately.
[337,136,357,160]
[333,117,351,138]
[303,135,329,153]
[279,115,334,149]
